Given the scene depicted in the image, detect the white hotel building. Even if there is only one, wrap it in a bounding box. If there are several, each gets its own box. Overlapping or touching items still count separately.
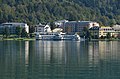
[0,22,29,34]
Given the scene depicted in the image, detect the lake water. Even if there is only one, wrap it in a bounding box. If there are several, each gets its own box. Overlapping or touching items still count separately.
[0,40,120,79]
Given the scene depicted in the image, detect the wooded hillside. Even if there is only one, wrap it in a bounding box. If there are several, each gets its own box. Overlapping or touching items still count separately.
[0,0,119,25]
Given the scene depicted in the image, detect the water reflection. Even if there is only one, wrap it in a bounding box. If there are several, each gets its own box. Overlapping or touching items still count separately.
[0,40,120,79]
[25,41,29,66]
[88,42,99,66]
[35,41,64,64]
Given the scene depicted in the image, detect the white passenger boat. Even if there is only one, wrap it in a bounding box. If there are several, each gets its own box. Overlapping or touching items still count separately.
[35,32,80,41]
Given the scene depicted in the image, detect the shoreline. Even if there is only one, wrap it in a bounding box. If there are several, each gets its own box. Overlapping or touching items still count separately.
[0,38,35,41]
[1,38,120,41]
[91,39,120,41]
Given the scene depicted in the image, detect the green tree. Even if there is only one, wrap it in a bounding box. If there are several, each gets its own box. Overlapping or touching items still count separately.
[3,27,10,38]
[29,26,35,38]
[106,32,111,39]
[2,28,5,37]
[16,26,22,37]
[83,27,91,40]
[50,22,56,30]
[21,28,28,37]
[109,19,116,27]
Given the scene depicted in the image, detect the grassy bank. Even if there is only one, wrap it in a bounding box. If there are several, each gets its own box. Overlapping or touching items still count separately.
[91,39,120,41]
[1,38,35,41]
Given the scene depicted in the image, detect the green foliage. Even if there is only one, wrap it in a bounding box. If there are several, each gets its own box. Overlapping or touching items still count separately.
[16,26,22,37]
[50,22,57,30]
[21,28,28,37]
[29,26,35,38]
[0,0,119,25]
[3,27,10,38]
[83,27,91,40]
[106,32,111,39]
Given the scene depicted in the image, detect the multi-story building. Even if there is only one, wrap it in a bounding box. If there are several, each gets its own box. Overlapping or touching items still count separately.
[64,21,77,33]
[35,23,51,33]
[62,21,99,36]
[0,22,29,34]
[99,27,115,38]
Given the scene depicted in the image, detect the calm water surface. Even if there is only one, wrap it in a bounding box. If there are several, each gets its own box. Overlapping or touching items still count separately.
[0,40,120,79]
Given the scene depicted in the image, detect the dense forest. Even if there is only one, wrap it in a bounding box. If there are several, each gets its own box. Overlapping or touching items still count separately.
[0,0,119,26]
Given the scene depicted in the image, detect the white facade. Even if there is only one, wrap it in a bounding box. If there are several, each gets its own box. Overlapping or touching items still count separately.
[99,25,120,38]
[35,23,51,33]
[99,27,115,37]
[52,28,63,32]
[0,22,29,34]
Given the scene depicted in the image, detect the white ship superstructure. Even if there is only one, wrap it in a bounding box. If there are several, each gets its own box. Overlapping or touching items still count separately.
[35,32,80,41]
